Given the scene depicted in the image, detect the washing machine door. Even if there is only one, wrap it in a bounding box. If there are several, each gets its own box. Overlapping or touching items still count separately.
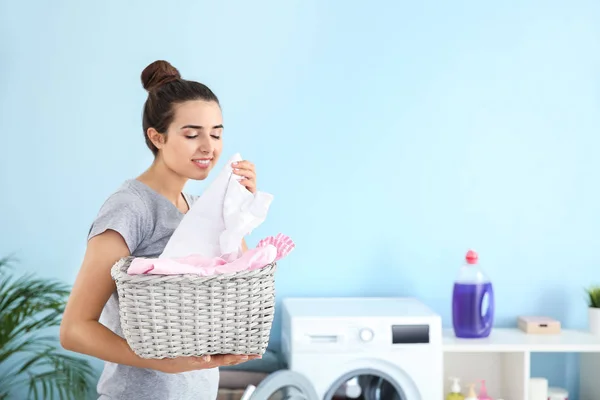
[243,370,319,400]
[321,365,421,400]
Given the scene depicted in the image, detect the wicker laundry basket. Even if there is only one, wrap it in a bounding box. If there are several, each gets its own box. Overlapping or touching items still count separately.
[110,256,276,359]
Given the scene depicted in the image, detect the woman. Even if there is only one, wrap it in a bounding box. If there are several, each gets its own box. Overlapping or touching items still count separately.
[60,60,259,400]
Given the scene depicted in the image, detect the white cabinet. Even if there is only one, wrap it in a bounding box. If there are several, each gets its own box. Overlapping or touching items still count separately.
[442,328,600,400]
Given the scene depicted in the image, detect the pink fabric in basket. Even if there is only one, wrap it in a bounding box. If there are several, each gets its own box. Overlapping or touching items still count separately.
[126,234,295,276]
[257,233,295,262]
[127,245,276,276]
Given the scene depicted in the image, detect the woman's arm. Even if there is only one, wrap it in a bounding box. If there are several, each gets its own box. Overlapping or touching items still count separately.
[60,230,153,369]
[60,230,253,373]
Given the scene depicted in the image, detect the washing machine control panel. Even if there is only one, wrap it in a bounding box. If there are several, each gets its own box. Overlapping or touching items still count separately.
[357,324,429,344]
[292,321,436,353]
[359,328,374,342]
[281,297,442,355]
[391,324,430,344]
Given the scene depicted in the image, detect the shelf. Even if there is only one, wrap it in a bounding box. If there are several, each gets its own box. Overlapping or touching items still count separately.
[442,329,600,399]
[443,351,527,400]
[443,328,600,353]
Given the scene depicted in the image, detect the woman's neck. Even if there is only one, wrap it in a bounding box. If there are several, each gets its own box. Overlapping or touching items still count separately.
[137,157,188,209]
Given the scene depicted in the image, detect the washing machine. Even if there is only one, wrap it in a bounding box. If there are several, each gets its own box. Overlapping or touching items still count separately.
[242,297,443,400]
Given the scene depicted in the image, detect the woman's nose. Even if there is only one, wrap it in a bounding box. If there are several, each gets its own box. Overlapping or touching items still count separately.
[198,137,213,154]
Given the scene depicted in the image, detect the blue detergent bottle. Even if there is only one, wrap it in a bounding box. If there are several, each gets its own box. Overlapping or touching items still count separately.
[452,250,494,338]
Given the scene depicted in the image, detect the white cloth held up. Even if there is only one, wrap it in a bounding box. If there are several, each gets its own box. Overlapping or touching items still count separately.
[160,153,273,259]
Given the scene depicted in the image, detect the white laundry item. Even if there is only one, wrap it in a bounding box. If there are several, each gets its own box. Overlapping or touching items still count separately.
[159,153,274,259]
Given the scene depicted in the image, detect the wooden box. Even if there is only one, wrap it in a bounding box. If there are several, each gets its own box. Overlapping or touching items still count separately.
[517,316,561,334]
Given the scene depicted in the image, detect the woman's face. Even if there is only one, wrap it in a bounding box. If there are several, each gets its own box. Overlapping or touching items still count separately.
[150,99,224,180]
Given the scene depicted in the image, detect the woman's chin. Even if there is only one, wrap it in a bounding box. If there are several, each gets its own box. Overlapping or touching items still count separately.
[188,168,212,181]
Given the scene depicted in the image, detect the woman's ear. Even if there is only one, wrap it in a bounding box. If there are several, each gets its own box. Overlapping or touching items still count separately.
[147,128,166,150]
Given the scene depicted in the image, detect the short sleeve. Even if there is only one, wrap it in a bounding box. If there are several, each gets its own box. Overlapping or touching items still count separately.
[88,190,149,254]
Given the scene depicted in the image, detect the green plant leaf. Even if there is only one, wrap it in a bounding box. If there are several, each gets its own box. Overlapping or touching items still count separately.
[18,348,94,400]
[586,285,600,308]
[0,335,54,366]
[0,254,95,399]
[0,272,70,348]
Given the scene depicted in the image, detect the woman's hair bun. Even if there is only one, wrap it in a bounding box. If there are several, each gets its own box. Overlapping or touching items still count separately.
[141,60,181,92]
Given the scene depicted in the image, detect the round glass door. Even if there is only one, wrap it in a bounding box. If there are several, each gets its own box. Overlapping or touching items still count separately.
[243,370,319,400]
[323,369,409,400]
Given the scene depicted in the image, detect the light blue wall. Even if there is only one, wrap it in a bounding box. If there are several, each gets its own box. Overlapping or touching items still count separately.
[1,0,599,398]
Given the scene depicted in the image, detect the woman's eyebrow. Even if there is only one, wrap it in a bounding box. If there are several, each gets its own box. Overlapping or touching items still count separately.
[180,124,224,130]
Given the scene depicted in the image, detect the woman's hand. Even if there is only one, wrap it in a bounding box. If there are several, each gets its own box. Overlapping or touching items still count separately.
[150,354,261,374]
[232,160,257,194]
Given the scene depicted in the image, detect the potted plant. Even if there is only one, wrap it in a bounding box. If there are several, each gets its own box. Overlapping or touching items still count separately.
[0,255,95,399]
[586,285,600,335]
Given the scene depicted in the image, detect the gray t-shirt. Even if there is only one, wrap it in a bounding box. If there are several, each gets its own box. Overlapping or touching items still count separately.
[88,179,219,400]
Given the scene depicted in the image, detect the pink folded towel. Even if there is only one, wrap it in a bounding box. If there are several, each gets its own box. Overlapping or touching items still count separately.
[127,234,295,276]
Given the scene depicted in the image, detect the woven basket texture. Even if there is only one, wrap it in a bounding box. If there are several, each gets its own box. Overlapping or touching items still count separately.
[110,256,276,359]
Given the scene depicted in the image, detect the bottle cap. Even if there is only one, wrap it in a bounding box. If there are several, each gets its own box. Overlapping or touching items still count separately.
[448,377,461,392]
[466,249,478,265]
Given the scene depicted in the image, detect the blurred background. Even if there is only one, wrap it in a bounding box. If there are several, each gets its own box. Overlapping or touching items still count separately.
[1,0,599,398]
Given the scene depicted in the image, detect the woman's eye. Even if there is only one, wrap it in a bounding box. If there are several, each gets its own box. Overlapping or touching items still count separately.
[211,135,221,140]
[185,135,198,139]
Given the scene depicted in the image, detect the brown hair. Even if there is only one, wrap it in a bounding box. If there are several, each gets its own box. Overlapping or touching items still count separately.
[140,60,220,156]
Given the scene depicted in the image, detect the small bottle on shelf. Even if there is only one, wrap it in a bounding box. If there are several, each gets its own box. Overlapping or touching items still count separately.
[446,377,465,400]
[464,383,478,400]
